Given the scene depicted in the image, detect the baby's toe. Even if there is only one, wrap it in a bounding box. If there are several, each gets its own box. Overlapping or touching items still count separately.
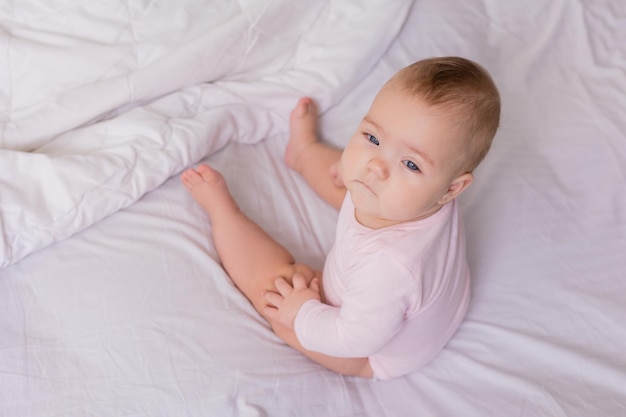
[181,168,202,186]
[196,164,223,184]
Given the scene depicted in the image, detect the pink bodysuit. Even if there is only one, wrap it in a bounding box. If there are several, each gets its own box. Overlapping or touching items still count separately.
[294,193,470,379]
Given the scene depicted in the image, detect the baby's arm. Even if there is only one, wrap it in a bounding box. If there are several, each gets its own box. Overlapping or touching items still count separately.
[263,273,321,329]
[295,258,416,358]
[264,273,373,378]
[265,256,414,359]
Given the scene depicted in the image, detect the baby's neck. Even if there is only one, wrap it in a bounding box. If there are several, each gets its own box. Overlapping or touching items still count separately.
[354,204,445,230]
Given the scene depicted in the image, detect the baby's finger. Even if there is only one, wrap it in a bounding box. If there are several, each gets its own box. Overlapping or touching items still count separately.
[292,273,307,290]
[309,277,320,293]
[274,277,293,297]
[263,290,283,308]
[263,305,279,321]
[329,164,337,178]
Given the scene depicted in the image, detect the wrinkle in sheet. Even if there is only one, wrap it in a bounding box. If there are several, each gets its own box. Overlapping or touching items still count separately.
[486,0,574,89]
[459,321,622,416]
[581,1,626,68]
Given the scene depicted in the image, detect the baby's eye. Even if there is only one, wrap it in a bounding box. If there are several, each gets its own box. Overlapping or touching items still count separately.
[403,160,420,171]
[367,134,380,146]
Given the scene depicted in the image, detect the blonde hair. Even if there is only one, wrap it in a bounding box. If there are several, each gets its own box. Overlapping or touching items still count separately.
[391,56,501,173]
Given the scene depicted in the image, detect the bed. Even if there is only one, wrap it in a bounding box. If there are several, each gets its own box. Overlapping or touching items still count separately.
[1,0,625,415]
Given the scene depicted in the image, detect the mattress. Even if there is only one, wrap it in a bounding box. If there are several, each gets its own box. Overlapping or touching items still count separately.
[1,0,625,416]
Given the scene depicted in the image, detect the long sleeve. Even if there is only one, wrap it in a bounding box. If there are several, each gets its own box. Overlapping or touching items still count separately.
[294,255,420,358]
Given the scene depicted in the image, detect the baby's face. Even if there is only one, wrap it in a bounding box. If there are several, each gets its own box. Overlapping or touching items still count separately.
[340,83,465,229]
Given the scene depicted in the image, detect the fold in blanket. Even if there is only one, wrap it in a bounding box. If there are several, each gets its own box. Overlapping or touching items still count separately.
[0,0,413,267]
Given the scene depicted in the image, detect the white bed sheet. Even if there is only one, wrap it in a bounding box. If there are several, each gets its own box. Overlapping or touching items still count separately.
[2,0,626,416]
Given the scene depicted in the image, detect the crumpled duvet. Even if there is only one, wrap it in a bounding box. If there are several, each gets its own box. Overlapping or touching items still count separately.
[0,0,412,267]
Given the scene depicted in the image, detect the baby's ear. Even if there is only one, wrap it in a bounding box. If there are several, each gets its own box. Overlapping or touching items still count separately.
[438,173,473,205]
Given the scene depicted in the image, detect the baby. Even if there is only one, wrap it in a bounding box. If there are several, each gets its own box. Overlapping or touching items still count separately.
[181,56,500,380]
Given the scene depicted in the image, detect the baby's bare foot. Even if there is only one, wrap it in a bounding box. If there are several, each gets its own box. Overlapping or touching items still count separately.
[180,164,238,217]
[285,97,320,172]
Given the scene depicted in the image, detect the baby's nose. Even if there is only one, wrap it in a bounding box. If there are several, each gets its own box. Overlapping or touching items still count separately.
[367,157,389,179]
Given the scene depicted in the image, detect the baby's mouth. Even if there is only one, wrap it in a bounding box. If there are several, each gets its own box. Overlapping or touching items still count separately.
[354,179,375,195]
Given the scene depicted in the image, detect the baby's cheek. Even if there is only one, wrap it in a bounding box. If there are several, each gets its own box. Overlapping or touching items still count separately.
[387,188,426,220]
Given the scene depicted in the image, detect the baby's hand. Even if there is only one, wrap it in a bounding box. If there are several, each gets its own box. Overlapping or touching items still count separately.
[263,273,321,330]
[329,162,344,188]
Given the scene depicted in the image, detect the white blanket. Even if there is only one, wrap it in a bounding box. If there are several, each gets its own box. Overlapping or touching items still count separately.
[0,0,411,267]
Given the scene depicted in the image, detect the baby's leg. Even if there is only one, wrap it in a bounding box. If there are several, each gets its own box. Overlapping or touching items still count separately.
[181,165,372,378]
[181,164,308,314]
[285,98,346,210]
